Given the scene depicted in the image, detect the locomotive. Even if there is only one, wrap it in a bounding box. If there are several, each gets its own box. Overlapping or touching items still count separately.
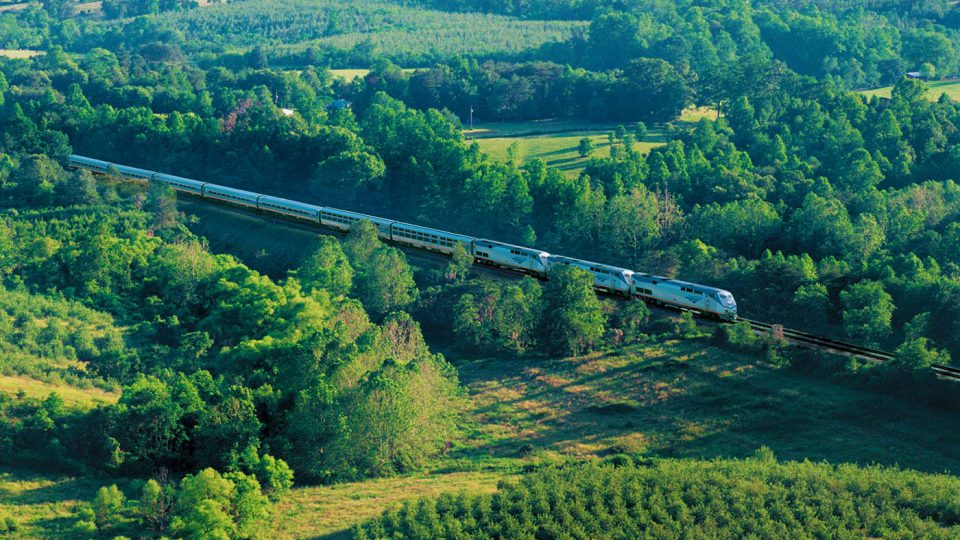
[68,155,738,321]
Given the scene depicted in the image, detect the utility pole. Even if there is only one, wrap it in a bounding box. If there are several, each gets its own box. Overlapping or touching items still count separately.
[469,106,474,130]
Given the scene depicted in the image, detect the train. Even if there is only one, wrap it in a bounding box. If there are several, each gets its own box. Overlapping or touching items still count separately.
[67,154,739,321]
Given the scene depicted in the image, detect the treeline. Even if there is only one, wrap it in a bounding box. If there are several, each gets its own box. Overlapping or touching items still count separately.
[344,58,689,122]
[356,451,960,538]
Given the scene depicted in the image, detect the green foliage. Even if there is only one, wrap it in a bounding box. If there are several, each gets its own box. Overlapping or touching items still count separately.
[609,299,650,343]
[139,479,175,534]
[168,468,272,540]
[92,484,125,531]
[102,0,581,63]
[577,137,594,158]
[354,246,418,319]
[895,338,951,370]
[449,278,542,355]
[296,235,354,297]
[724,320,760,351]
[841,280,895,346]
[443,242,473,284]
[539,266,606,356]
[356,457,960,539]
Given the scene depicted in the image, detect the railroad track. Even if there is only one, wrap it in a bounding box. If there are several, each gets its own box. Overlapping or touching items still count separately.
[177,199,960,383]
[932,363,960,382]
[740,318,895,363]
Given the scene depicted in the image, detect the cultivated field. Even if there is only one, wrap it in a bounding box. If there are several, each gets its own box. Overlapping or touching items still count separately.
[145,0,584,60]
[860,79,960,101]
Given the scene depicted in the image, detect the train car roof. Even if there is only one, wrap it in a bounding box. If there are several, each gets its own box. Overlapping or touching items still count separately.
[115,163,157,176]
[548,255,634,274]
[203,183,261,198]
[69,155,111,166]
[391,221,474,241]
[473,238,549,254]
[633,273,728,294]
[320,206,395,224]
[257,194,322,213]
[154,172,207,187]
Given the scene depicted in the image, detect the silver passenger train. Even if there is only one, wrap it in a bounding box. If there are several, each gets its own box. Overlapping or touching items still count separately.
[68,155,738,320]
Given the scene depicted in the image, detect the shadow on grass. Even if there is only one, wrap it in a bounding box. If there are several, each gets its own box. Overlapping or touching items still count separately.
[455,341,960,475]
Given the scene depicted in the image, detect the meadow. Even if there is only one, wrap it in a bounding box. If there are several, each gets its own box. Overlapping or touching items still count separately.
[860,79,960,101]
[468,107,715,177]
[0,49,41,58]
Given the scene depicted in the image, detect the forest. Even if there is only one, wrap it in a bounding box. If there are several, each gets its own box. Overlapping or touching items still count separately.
[2,0,960,537]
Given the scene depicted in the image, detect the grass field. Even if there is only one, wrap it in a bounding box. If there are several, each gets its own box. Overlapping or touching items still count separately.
[328,68,419,82]
[272,471,504,539]
[329,69,370,82]
[0,50,42,59]
[0,469,118,538]
[0,375,117,409]
[860,79,960,101]
[468,107,715,177]
[455,338,960,475]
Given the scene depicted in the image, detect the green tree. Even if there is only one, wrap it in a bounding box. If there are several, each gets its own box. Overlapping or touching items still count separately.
[92,485,125,531]
[443,242,473,284]
[343,220,383,266]
[355,247,417,318]
[578,137,595,157]
[328,354,462,478]
[634,121,648,140]
[894,337,950,370]
[297,235,353,296]
[840,280,894,345]
[139,479,175,534]
[539,266,605,356]
[172,468,271,540]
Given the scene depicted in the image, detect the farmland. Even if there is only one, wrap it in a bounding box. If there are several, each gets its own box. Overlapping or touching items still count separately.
[139,0,584,60]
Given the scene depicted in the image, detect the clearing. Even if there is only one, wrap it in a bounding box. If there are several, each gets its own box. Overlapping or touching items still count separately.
[860,79,960,101]
[0,375,117,409]
[0,50,42,59]
[468,107,716,177]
